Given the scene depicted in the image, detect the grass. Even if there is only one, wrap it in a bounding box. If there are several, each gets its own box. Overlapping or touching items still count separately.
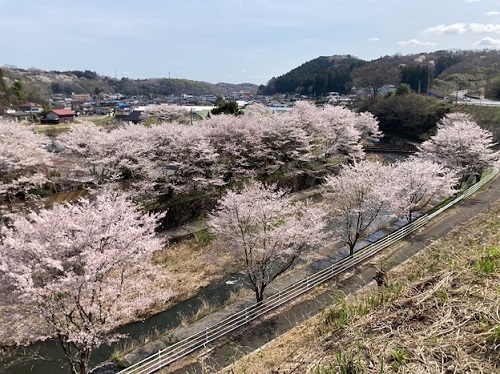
[152,237,237,307]
[110,328,179,367]
[221,198,500,374]
[34,123,73,135]
[33,115,117,135]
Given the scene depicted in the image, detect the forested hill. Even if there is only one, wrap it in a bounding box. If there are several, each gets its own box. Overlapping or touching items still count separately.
[0,66,258,106]
[259,49,500,99]
[260,55,364,96]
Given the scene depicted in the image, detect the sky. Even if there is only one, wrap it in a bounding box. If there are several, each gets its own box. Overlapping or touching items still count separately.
[1,0,500,85]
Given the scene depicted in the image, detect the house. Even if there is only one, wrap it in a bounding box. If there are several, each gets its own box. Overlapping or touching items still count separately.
[2,111,33,122]
[118,109,144,124]
[72,93,91,102]
[41,109,76,124]
[18,102,43,113]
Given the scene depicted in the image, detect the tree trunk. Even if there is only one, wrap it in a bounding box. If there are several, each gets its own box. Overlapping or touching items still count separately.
[349,243,355,256]
[255,285,265,304]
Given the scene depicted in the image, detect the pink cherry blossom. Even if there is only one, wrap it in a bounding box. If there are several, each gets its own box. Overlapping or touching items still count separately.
[0,188,172,374]
[207,181,327,302]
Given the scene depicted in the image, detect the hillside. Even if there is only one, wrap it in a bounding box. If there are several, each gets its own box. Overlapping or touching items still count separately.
[0,66,258,107]
[261,55,364,96]
[224,190,500,373]
[259,49,500,99]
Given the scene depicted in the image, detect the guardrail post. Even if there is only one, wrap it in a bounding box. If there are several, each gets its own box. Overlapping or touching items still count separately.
[205,328,209,345]
[306,276,309,288]
[245,307,248,323]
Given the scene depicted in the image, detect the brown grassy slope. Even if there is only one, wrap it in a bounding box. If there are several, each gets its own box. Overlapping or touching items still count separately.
[224,199,500,374]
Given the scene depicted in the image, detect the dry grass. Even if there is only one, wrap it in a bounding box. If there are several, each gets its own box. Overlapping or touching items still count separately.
[222,199,500,374]
[153,237,238,308]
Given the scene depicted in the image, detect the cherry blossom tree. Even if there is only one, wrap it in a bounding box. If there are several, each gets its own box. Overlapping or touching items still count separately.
[143,122,224,195]
[282,101,382,161]
[204,114,267,183]
[140,104,191,125]
[0,189,172,374]
[315,105,364,159]
[207,181,327,303]
[417,113,499,184]
[205,113,313,184]
[0,120,54,215]
[392,158,458,222]
[322,161,397,255]
[243,102,273,117]
[56,121,149,185]
[262,115,314,173]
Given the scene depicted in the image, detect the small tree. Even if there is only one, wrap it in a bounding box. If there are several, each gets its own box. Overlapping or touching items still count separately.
[322,161,396,255]
[207,181,327,303]
[0,189,172,374]
[352,61,401,100]
[211,97,243,116]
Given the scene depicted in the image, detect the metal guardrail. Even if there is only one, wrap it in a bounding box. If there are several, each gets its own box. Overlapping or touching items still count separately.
[118,168,499,374]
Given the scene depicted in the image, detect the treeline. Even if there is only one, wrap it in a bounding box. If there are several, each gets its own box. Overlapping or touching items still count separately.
[0,66,258,102]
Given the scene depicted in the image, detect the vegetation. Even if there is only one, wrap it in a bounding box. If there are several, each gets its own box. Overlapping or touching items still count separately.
[453,105,500,143]
[260,55,364,96]
[211,97,243,116]
[359,92,452,140]
[207,181,327,302]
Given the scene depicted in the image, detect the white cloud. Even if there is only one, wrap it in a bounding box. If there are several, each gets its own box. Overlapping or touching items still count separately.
[367,37,379,42]
[464,0,480,3]
[474,36,500,47]
[486,11,500,16]
[469,23,500,33]
[398,39,437,47]
[424,23,468,35]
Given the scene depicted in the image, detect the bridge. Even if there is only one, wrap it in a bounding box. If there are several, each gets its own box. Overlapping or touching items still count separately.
[363,143,417,154]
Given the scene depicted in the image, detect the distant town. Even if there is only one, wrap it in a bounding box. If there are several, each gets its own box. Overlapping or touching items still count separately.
[1,86,383,125]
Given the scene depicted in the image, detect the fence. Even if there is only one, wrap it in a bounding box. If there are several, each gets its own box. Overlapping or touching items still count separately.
[118,167,499,374]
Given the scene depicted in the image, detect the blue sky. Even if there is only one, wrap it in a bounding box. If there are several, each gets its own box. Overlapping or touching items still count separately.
[1,0,499,84]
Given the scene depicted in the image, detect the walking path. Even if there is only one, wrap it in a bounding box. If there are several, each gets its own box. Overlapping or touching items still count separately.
[113,173,500,373]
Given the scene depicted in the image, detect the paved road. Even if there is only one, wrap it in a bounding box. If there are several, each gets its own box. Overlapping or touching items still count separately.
[166,173,500,373]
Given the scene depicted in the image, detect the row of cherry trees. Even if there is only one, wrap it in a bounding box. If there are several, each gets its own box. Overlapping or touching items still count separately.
[54,102,382,197]
[0,107,498,373]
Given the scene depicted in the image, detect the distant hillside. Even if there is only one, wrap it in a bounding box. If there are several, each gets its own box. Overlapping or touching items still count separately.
[0,66,258,107]
[259,49,500,99]
[261,55,364,96]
